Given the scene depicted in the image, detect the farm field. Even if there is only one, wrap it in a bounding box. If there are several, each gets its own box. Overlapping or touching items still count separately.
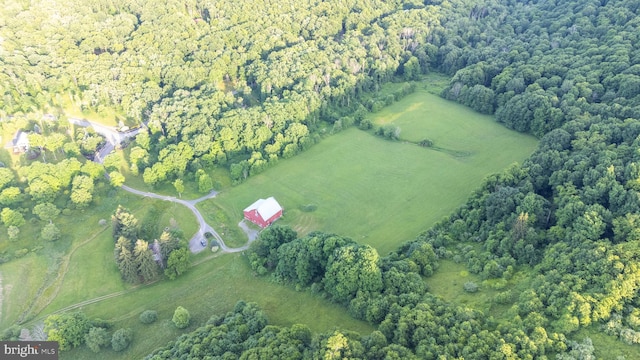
[2,193,373,360]
[48,253,373,360]
[1,85,538,359]
[202,90,538,254]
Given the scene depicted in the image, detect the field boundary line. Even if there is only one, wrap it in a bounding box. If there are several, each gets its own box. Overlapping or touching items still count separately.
[26,248,228,324]
[16,225,110,324]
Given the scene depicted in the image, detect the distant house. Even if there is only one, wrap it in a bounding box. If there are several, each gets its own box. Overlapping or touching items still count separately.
[243,197,283,228]
[9,130,29,153]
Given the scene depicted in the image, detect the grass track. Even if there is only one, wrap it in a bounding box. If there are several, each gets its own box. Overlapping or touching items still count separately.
[2,83,539,359]
[61,254,373,359]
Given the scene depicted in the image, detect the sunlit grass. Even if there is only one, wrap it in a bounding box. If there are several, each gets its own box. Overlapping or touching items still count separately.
[3,78,540,359]
[202,88,537,255]
[575,326,639,360]
[60,254,374,360]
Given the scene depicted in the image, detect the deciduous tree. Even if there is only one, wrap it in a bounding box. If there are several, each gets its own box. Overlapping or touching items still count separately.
[165,247,190,280]
[172,306,190,329]
[41,223,61,241]
[84,327,110,353]
[32,202,60,223]
[111,328,132,352]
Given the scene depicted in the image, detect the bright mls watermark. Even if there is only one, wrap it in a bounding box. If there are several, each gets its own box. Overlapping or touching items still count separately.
[1,341,58,359]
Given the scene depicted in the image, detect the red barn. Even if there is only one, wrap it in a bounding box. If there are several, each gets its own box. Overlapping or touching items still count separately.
[243,197,283,228]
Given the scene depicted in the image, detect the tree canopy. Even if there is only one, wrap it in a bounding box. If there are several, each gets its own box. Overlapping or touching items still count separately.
[3,0,640,358]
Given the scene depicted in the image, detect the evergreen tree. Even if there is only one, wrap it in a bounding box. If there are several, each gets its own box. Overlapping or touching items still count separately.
[115,237,137,283]
[112,205,139,241]
[134,239,158,283]
[158,230,181,262]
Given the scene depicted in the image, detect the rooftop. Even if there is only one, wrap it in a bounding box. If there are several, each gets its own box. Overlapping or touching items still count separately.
[244,197,282,220]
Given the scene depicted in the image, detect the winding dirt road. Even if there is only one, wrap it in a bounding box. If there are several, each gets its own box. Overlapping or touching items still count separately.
[120,185,256,253]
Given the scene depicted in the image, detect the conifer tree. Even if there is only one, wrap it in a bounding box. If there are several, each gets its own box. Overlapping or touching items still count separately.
[158,230,181,262]
[112,205,139,241]
[115,237,138,283]
[134,239,158,283]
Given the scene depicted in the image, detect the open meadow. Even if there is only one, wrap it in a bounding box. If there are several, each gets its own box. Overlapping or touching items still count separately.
[1,84,538,359]
[201,89,538,255]
[61,253,374,360]
[2,192,373,360]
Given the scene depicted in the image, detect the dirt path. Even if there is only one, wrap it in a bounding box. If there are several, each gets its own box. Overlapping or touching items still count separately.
[15,226,110,324]
[119,185,255,254]
[22,186,257,324]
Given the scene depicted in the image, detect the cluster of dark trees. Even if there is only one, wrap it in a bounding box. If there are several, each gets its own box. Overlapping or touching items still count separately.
[41,311,131,353]
[145,298,570,359]
[139,0,640,358]
[240,226,570,359]
[4,0,640,358]
[439,0,640,137]
[111,205,190,283]
[0,307,189,354]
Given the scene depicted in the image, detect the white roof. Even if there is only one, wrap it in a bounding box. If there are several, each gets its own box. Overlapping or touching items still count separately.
[244,197,282,220]
[15,131,29,146]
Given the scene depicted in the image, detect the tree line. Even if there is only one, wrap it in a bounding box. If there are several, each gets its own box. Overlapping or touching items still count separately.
[3,0,640,357]
[140,0,640,358]
[1,0,439,188]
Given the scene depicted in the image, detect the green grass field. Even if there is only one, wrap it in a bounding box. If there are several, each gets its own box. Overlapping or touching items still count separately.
[61,253,373,359]
[0,193,199,328]
[1,82,539,359]
[3,193,373,359]
[202,90,538,255]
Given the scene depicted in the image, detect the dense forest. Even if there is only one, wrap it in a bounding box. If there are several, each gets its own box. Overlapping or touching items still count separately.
[2,0,640,358]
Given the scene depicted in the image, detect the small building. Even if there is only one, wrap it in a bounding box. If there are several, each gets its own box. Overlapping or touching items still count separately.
[151,239,163,267]
[9,130,29,153]
[243,197,283,228]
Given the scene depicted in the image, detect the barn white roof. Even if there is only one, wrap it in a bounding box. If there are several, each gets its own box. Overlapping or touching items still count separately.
[244,197,282,220]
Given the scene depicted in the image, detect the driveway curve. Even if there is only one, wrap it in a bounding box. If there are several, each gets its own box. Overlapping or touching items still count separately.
[70,115,254,254]
[120,185,256,254]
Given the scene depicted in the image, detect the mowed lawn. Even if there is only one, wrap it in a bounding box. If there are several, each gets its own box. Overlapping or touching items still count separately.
[61,253,373,360]
[204,91,538,254]
[7,194,372,360]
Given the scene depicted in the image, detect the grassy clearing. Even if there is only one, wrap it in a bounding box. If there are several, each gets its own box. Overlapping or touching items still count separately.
[0,191,197,328]
[203,90,537,255]
[0,254,50,327]
[197,201,254,248]
[0,186,131,327]
[423,260,530,319]
[5,193,371,358]
[424,260,489,311]
[421,73,451,94]
[61,94,136,128]
[39,197,199,315]
[3,79,539,358]
[40,229,128,315]
[574,327,638,360]
[61,254,373,360]
[371,88,537,164]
